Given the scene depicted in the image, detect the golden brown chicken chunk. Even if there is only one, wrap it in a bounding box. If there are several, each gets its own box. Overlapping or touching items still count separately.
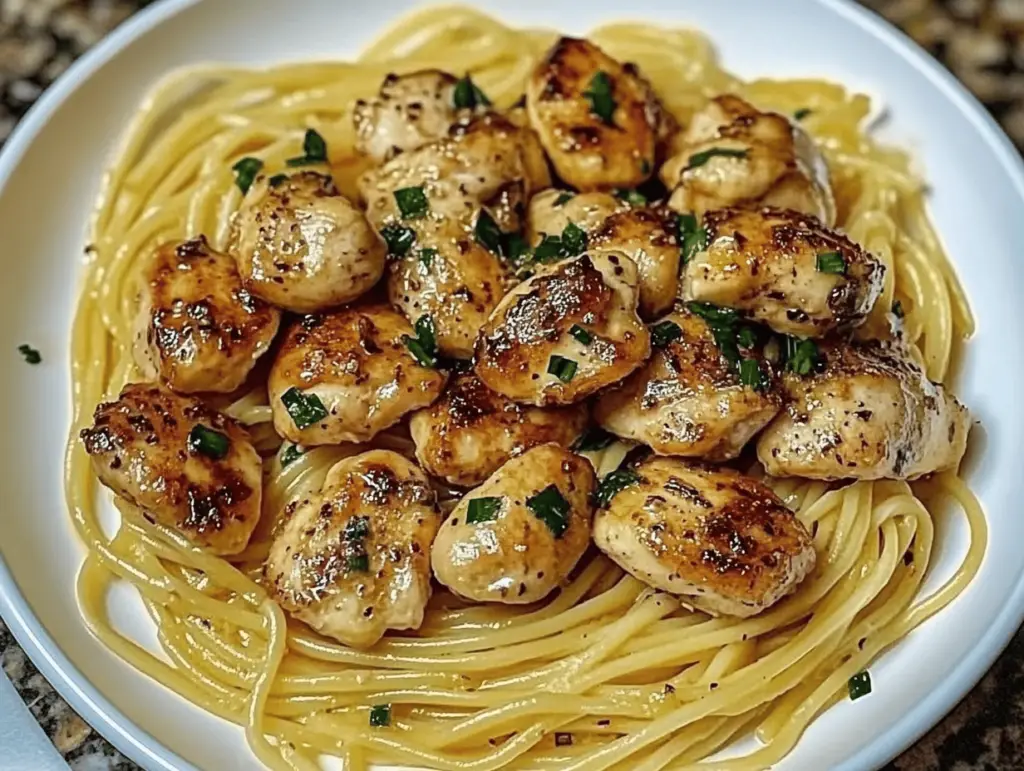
[264,450,440,648]
[757,340,970,480]
[661,94,835,223]
[595,305,782,460]
[409,371,589,487]
[593,457,815,617]
[80,383,261,556]
[526,37,672,191]
[681,207,885,338]
[132,236,280,394]
[232,172,386,313]
[431,444,596,604]
[268,306,447,446]
[527,189,625,243]
[474,252,651,406]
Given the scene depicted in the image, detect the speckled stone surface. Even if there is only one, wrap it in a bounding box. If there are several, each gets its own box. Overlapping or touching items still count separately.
[1,1,1023,769]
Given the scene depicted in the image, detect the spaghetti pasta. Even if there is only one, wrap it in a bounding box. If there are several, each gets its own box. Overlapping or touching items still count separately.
[65,6,985,770]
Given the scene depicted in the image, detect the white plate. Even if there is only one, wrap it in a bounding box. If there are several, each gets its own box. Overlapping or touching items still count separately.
[0,0,1021,769]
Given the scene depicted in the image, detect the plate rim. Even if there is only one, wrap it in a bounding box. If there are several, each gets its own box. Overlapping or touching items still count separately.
[0,1,1022,770]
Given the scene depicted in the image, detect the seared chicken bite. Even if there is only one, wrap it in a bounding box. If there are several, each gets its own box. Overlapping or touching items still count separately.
[593,458,815,617]
[353,70,472,163]
[232,172,386,313]
[265,450,440,647]
[431,444,596,603]
[661,95,835,224]
[595,305,782,460]
[475,252,651,406]
[527,189,625,243]
[682,207,885,338]
[132,236,280,394]
[80,383,261,556]
[387,216,509,359]
[757,340,970,480]
[268,306,447,446]
[526,37,672,191]
[409,371,589,487]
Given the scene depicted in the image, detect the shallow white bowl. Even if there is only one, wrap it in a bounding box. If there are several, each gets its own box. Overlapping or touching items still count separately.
[0,0,1021,769]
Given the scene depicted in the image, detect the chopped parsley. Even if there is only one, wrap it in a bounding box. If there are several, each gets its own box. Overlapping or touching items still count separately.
[403,315,439,368]
[526,485,571,538]
[347,553,369,572]
[286,128,329,167]
[847,671,872,701]
[793,108,813,121]
[547,355,578,383]
[394,186,429,220]
[369,704,392,727]
[614,188,647,206]
[650,320,682,348]
[187,425,230,460]
[677,213,708,263]
[231,157,263,194]
[453,75,491,110]
[569,324,593,345]
[892,300,905,319]
[738,358,769,391]
[572,426,615,452]
[553,192,574,207]
[688,302,744,367]
[815,250,847,275]
[595,469,641,508]
[280,443,304,467]
[280,388,328,430]
[343,515,371,541]
[344,515,371,573]
[783,336,820,376]
[17,344,41,364]
[268,173,289,187]
[418,248,438,268]
[467,496,503,525]
[583,71,616,124]
[736,325,758,349]
[534,222,588,263]
[685,147,748,170]
[474,209,504,254]
[380,223,416,257]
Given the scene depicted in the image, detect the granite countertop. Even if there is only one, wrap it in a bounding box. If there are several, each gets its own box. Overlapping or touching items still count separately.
[1,1,1023,769]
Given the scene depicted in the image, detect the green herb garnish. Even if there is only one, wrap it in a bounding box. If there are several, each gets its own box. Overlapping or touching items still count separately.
[650,320,682,348]
[187,425,230,460]
[738,359,769,391]
[474,209,503,254]
[686,147,748,170]
[394,186,429,220]
[547,355,578,383]
[794,108,813,121]
[583,71,616,124]
[615,188,647,206]
[231,157,263,195]
[467,496,503,525]
[286,128,329,167]
[344,515,371,541]
[280,388,328,430]
[640,158,652,175]
[553,192,574,207]
[534,222,589,263]
[892,300,905,319]
[737,326,758,349]
[453,75,491,110]
[280,443,304,467]
[527,484,571,538]
[816,251,846,275]
[783,336,820,376]
[677,213,709,263]
[688,303,743,366]
[403,315,439,368]
[595,469,641,508]
[268,173,288,187]
[569,324,593,346]
[418,248,438,268]
[848,671,871,701]
[380,223,416,257]
[572,426,615,452]
[17,344,41,364]
[369,704,392,727]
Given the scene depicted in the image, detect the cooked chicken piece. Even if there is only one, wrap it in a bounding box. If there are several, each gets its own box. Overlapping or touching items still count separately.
[527,189,624,243]
[682,207,885,338]
[661,94,835,224]
[475,252,651,406]
[354,70,478,163]
[595,305,782,460]
[131,236,280,395]
[431,444,595,603]
[268,305,447,446]
[593,457,815,617]
[757,339,970,480]
[387,215,509,359]
[359,113,551,233]
[264,450,440,647]
[232,172,386,313]
[79,383,261,556]
[409,371,589,487]
[526,37,672,191]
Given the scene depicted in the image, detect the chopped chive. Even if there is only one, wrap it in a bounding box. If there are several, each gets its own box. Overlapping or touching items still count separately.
[562,223,587,255]
[344,515,371,541]
[614,188,647,206]
[677,213,708,263]
[403,315,439,368]
[526,484,571,538]
[467,496,503,525]
[187,425,230,460]
[650,320,682,348]
[394,186,429,220]
[286,128,329,167]
[17,344,41,364]
[474,209,503,255]
[553,192,574,207]
[346,553,370,572]
[453,75,491,109]
[231,157,263,195]
[380,223,416,257]
[280,443,304,467]
[793,107,813,121]
[533,222,589,264]
[848,671,872,701]
[547,355,578,383]
[504,233,531,265]
[737,326,758,349]
[418,248,438,268]
[583,71,616,125]
[594,469,641,508]
[572,426,616,452]
[783,336,820,376]
[816,251,846,275]
[687,302,740,325]
[369,704,392,727]
[892,300,905,319]
[685,147,748,170]
[281,388,329,430]
[739,358,769,391]
[569,324,593,345]
[268,173,288,187]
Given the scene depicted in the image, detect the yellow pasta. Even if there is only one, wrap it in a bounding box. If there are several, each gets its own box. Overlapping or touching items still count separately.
[64,6,984,770]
